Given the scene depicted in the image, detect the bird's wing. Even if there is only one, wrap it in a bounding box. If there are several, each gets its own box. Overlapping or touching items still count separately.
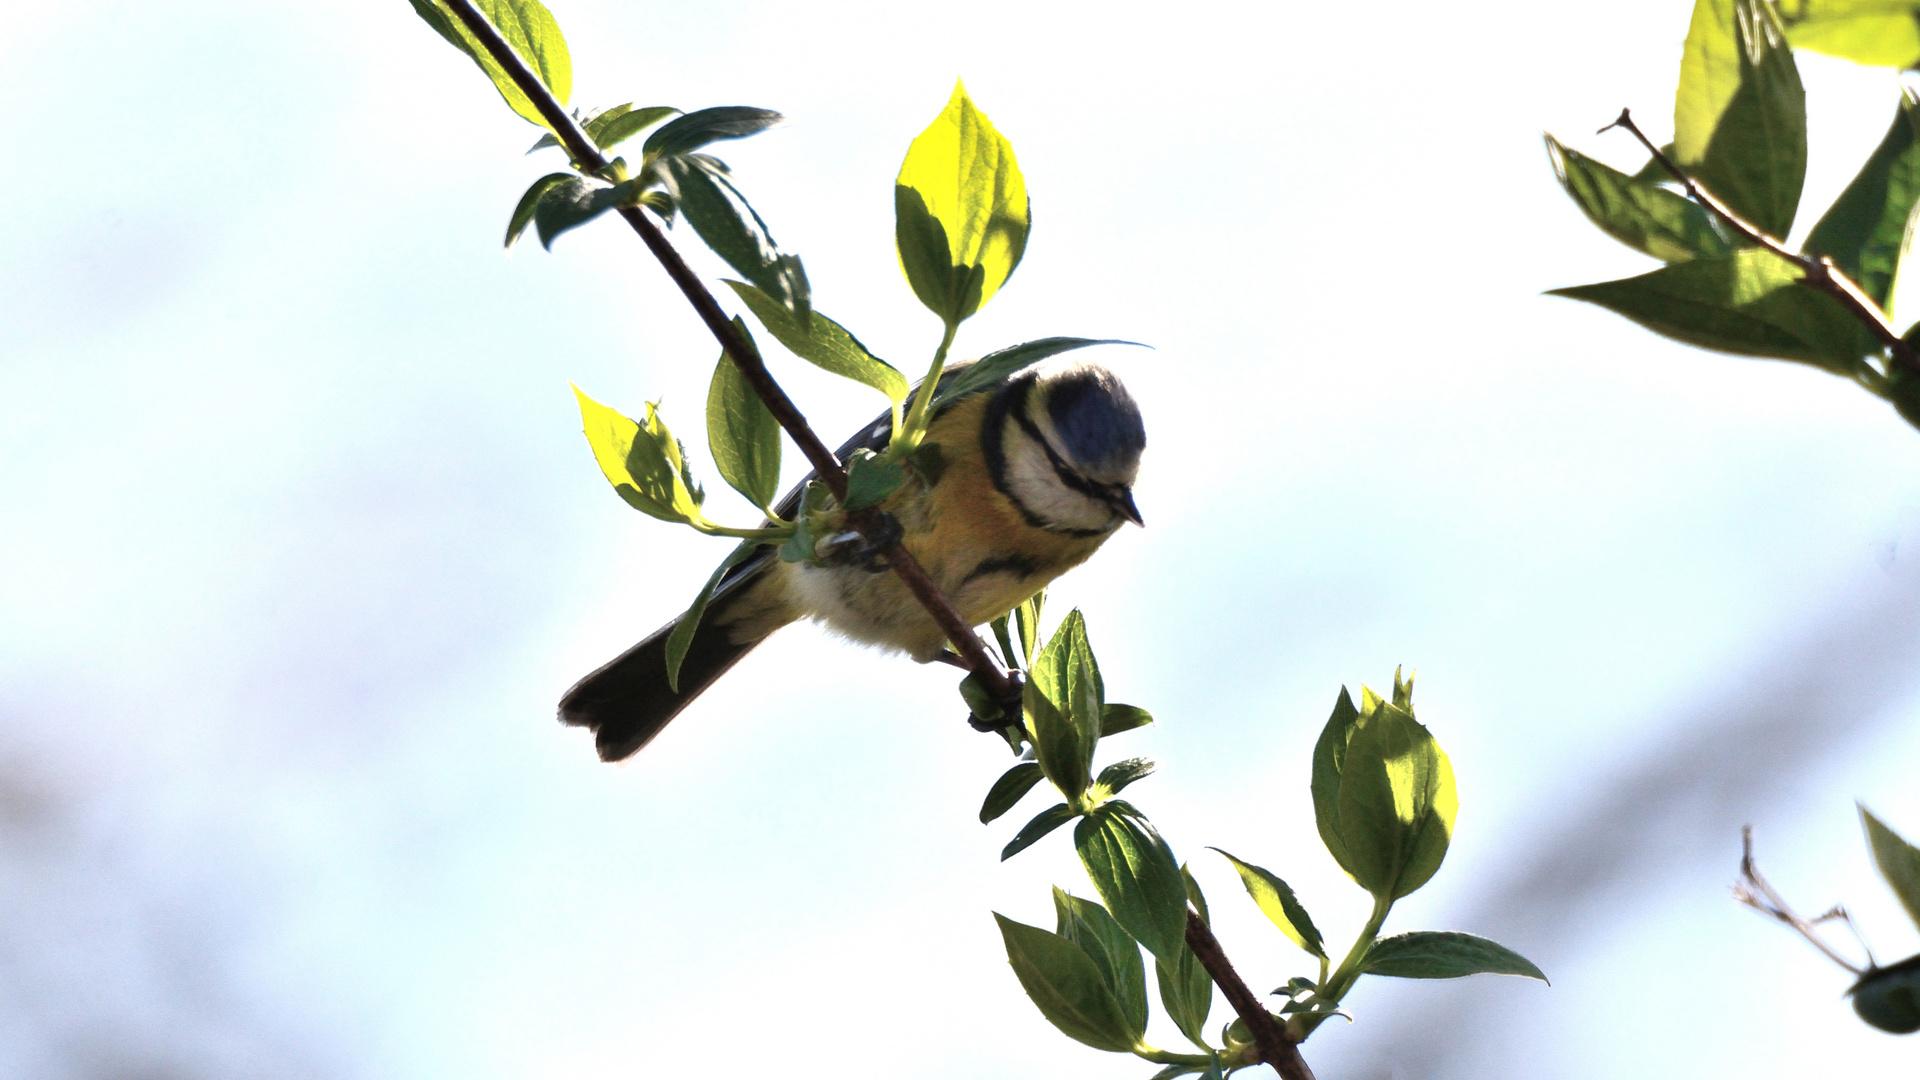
[710,358,988,592]
[712,338,1109,593]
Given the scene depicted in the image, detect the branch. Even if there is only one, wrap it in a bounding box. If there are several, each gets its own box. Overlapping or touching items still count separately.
[1602,108,1918,376]
[1733,825,1871,974]
[1185,912,1317,1080]
[440,0,1018,705]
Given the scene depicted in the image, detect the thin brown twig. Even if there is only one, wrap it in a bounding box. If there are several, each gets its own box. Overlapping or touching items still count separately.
[1733,825,1870,974]
[1185,912,1317,1080]
[440,0,1018,705]
[1601,108,1917,376]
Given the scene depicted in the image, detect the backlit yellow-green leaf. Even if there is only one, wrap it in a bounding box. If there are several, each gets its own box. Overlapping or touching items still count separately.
[1677,0,1745,164]
[1674,0,1806,238]
[1777,0,1920,67]
[1211,848,1325,958]
[572,384,704,524]
[1317,677,1458,901]
[410,0,572,130]
[895,80,1029,324]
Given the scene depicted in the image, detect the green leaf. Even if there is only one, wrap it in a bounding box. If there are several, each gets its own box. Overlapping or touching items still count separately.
[1310,688,1364,878]
[1181,863,1210,926]
[1359,931,1548,982]
[592,104,679,149]
[533,175,623,249]
[934,338,1131,410]
[1154,872,1214,1051]
[644,106,784,157]
[993,913,1142,1053]
[706,319,782,512]
[1544,134,1730,262]
[1076,801,1189,966]
[1851,954,1920,1034]
[505,172,573,249]
[1095,757,1156,797]
[409,0,571,129]
[1053,888,1150,1037]
[1155,944,1214,1051]
[637,188,676,226]
[724,281,909,406]
[1026,610,1102,802]
[940,339,1121,408]
[572,385,706,525]
[1332,683,1457,900]
[1548,247,1877,375]
[895,80,1029,324]
[532,104,623,154]
[778,481,827,563]
[1777,0,1920,67]
[961,669,1010,728]
[842,449,906,510]
[1101,703,1154,738]
[1210,849,1325,959]
[981,762,1046,823]
[667,156,811,322]
[1002,802,1075,860]
[1861,804,1920,931]
[664,540,761,692]
[1310,675,1456,901]
[1675,0,1806,239]
[1892,343,1920,430]
[1804,92,1920,309]
[991,614,1020,672]
[1014,591,1044,666]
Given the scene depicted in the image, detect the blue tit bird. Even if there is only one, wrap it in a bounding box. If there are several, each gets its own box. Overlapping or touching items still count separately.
[558,354,1146,761]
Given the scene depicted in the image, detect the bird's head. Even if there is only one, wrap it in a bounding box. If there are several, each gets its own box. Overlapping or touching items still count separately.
[990,358,1146,534]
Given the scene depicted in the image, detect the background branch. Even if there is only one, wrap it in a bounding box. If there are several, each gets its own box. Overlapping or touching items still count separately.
[1604,107,1917,375]
[440,0,1018,703]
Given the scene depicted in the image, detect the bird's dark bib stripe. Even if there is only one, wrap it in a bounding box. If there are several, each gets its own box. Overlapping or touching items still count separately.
[963,554,1040,585]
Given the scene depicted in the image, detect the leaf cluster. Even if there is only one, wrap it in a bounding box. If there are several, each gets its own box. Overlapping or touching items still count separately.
[986,621,1543,1070]
[1547,0,1920,427]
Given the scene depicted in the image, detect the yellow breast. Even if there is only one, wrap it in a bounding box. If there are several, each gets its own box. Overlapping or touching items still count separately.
[753,392,1117,660]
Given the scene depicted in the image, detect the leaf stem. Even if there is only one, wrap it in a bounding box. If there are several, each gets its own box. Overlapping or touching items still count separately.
[1601,107,1917,376]
[897,319,959,451]
[1318,894,1391,1005]
[1184,911,1317,1080]
[439,0,1020,709]
[1133,1046,1214,1067]
[690,522,793,541]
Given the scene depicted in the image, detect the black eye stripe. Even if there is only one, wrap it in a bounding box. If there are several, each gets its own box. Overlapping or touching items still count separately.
[1011,405,1108,501]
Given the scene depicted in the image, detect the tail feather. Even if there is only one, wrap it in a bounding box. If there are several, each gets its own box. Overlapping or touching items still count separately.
[558,599,765,762]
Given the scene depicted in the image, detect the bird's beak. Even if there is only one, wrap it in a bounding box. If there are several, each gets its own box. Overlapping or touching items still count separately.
[1113,488,1144,527]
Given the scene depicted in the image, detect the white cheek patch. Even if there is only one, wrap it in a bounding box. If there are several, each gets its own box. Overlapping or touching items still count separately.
[1002,423,1117,532]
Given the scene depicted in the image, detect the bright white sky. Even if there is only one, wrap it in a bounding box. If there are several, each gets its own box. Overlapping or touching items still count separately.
[6,1,1920,1077]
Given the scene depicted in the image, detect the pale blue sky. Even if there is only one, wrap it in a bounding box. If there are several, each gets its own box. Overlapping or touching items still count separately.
[5,2,1920,1077]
